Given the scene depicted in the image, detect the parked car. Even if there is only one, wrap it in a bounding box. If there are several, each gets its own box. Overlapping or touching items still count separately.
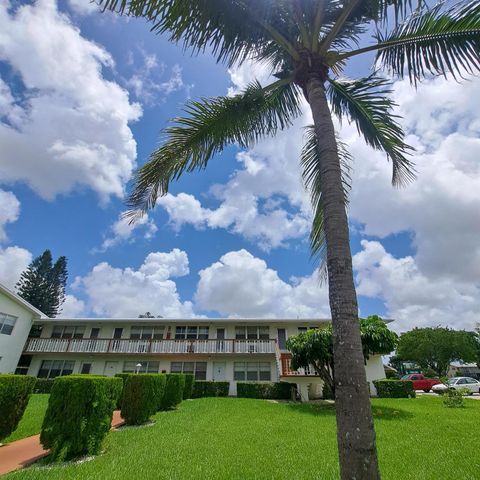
[432,377,480,395]
[401,373,441,392]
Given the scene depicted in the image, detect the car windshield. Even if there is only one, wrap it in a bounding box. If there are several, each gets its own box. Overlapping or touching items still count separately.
[401,375,410,380]
[448,378,458,385]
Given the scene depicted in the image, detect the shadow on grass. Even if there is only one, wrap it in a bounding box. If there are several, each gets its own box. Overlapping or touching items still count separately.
[286,402,414,421]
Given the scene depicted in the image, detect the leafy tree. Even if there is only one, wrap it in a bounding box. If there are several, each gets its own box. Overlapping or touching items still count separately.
[99,1,480,477]
[397,327,479,377]
[287,316,398,395]
[15,250,68,317]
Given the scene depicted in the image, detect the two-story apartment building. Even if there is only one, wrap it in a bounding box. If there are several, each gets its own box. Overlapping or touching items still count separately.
[0,283,387,399]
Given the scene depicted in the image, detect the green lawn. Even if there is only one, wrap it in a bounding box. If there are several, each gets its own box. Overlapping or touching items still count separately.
[5,396,480,479]
[5,394,49,443]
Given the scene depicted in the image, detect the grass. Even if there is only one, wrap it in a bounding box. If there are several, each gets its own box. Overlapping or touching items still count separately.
[5,396,480,479]
[4,394,49,443]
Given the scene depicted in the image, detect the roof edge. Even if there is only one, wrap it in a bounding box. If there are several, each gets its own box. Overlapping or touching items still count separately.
[0,282,46,318]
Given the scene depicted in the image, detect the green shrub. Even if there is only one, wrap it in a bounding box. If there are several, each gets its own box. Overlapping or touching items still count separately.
[0,374,36,441]
[385,369,398,379]
[33,378,54,394]
[40,375,122,461]
[192,381,230,398]
[183,374,195,399]
[373,379,416,398]
[114,373,133,409]
[322,382,334,400]
[160,374,185,410]
[236,382,292,399]
[121,374,166,425]
[443,388,469,408]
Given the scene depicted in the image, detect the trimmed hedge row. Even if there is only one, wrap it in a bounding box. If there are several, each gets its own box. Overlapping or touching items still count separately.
[33,378,54,394]
[121,374,166,425]
[0,374,36,441]
[183,373,195,400]
[160,374,185,410]
[114,373,133,409]
[237,382,293,400]
[373,379,416,398]
[40,375,122,461]
[192,381,229,398]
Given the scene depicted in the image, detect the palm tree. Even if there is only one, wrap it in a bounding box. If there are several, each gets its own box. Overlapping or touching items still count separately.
[99,1,480,478]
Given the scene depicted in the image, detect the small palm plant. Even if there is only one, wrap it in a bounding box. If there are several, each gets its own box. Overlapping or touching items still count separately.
[99,1,480,478]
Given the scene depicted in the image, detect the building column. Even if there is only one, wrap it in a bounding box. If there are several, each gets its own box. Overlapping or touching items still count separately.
[298,382,309,402]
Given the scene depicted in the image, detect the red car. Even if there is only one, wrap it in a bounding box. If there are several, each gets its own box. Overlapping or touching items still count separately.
[401,374,441,392]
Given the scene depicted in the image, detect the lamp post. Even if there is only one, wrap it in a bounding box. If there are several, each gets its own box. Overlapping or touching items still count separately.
[135,363,142,374]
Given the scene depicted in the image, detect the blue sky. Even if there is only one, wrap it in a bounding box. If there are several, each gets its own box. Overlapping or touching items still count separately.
[0,1,479,331]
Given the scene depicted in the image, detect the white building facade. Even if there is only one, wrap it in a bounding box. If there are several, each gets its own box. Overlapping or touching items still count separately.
[0,283,386,399]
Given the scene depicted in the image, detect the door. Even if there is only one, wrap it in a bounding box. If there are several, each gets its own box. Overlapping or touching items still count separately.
[80,362,92,374]
[216,328,225,352]
[104,361,119,377]
[277,328,287,350]
[213,362,226,381]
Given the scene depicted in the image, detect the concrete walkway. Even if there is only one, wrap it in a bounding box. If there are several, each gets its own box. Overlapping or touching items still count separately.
[0,411,124,476]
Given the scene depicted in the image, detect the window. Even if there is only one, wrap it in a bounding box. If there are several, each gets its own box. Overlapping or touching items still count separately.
[235,326,270,340]
[0,312,17,335]
[234,362,271,381]
[38,360,75,379]
[113,328,123,339]
[51,325,85,339]
[123,361,160,373]
[175,326,209,340]
[29,325,43,338]
[90,328,100,339]
[80,363,92,374]
[170,361,207,380]
[15,355,32,375]
[130,325,164,340]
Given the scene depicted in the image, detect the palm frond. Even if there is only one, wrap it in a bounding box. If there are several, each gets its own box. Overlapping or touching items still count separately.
[98,0,299,66]
[327,74,415,186]
[301,125,352,272]
[342,1,480,84]
[126,80,301,217]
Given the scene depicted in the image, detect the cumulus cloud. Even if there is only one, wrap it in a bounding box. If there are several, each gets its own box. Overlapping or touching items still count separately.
[0,246,32,289]
[353,240,480,332]
[67,0,99,15]
[97,211,157,251]
[0,190,20,242]
[195,249,330,318]
[0,0,141,201]
[60,294,86,317]
[74,249,195,317]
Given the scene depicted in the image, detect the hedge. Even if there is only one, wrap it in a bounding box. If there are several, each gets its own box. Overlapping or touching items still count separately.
[0,375,36,441]
[33,378,54,394]
[322,382,334,400]
[160,374,185,410]
[373,379,416,398]
[40,375,122,461]
[121,374,166,425]
[192,381,230,398]
[237,382,293,400]
[114,373,134,409]
[183,373,195,400]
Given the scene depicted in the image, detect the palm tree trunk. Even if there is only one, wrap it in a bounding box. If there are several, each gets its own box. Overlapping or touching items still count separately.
[305,76,381,480]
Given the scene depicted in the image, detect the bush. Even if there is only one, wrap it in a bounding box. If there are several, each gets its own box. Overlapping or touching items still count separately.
[322,382,334,400]
[160,374,185,410]
[121,374,166,425]
[373,379,416,398]
[183,374,195,399]
[236,382,292,399]
[192,381,230,398]
[0,374,36,442]
[385,369,398,379]
[443,388,469,408]
[114,373,133,409]
[40,375,122,461]
[33,378,54,394]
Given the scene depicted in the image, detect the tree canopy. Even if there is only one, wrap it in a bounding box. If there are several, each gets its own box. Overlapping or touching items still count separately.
[287,316,398,392]
[15,250,68,318]
[397,327,479,377]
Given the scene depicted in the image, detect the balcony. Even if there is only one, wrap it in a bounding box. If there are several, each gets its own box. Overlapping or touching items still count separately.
[278,352,319,377]
[24,337,277,355]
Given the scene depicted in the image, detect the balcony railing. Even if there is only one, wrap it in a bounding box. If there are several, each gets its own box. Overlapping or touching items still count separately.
[278,352,319,377]
[24,337,276,355]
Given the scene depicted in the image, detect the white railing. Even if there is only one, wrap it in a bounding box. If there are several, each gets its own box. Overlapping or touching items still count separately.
[278,351,319,377]
[24,337,276,355]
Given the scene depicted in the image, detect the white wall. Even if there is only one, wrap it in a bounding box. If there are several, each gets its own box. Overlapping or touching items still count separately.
[0,294,35,373]
[365,355,386,396]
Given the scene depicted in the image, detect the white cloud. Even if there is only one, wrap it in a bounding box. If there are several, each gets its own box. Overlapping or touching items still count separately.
[60,294,86,317]
[0,246,32,289]
[195,249,330,318]
[98,211,158,251]
[74,249,195,317]
[0,189,20,242]
[67,0,99,15]
[353,240,480,332]
[0,0,141,202]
